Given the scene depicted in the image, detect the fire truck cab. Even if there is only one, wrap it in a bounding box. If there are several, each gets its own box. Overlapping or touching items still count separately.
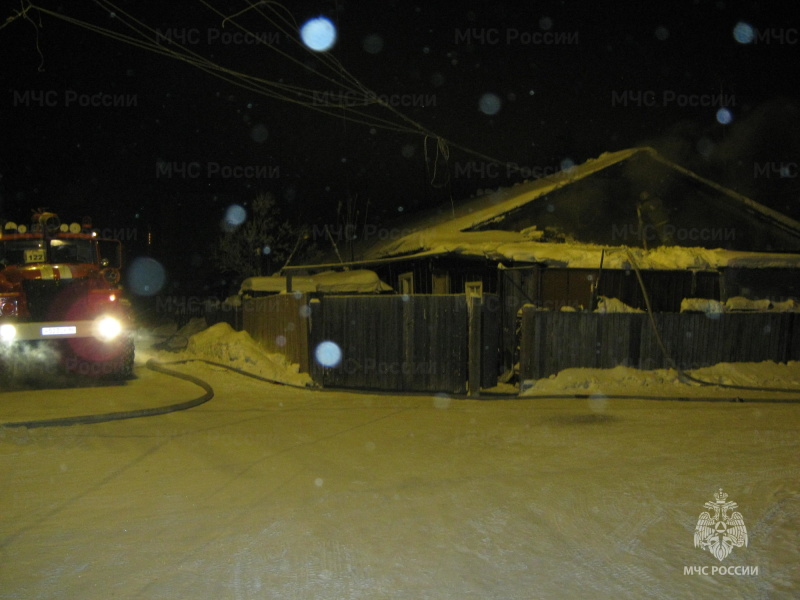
[0,211,135,379]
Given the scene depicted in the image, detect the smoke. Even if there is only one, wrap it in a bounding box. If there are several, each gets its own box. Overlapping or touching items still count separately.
[0,341,64,389]
[635,98,800,220]
[709,98,800,166]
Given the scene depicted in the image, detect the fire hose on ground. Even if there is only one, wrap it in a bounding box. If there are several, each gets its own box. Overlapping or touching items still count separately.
[2,339,800,430]
[0,359,214,429]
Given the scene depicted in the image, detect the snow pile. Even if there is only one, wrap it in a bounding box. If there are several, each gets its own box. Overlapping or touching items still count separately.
[726,296,797,312]
[594,296,644,313]
[771,298,799,311]
[689,361,800,388]
[241,269,392,294]
[681,298,724,314]
[681,296,799,313]
[726,296,773,311]
[520,361,800,397]
[521,361,800,398]
[140,321,312,387]
[522,364,684,394]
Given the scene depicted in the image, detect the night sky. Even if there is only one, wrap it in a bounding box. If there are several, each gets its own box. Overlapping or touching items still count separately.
[2,1,799,292]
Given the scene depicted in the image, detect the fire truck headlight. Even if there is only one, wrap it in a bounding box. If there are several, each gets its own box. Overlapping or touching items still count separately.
[95,316,123,341]
[0,324,16,343]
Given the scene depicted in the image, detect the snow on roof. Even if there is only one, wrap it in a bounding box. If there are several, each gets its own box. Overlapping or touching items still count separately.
[337,146,800,270]
[240,269,393,294]
[307,238,800,270]
[360,148,642,258]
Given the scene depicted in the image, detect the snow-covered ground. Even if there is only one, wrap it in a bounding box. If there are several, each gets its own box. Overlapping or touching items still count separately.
[1,325,798,599]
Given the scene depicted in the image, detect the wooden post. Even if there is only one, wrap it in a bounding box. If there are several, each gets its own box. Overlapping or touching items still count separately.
[468,294,482,397]
[308,297,323,385]
[402,296,414,392]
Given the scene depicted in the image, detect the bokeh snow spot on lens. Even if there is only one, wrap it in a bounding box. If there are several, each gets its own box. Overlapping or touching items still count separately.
[315,340,342,367]
[224,204,247,229]
[478,93,502,116]
[127,257,166,296]
[301,17,337,52]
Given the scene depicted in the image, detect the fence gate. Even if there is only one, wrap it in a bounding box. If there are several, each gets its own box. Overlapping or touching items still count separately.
[310,295,469,393]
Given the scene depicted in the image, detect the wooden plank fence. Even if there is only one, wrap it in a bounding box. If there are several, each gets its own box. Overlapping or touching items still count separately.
[242,294,311,373]
[309,295,469,393]
[519,308,800,380]
[238,294,798,392]
[238,293,502,393]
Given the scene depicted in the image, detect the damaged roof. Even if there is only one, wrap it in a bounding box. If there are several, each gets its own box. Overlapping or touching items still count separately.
[296,147,800,271]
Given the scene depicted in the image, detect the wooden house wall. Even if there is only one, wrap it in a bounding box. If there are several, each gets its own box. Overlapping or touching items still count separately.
[500,266,722,318]
[372,258,800,316]
[373,257,498,296]
[721,267,800,301]
[595,269,720,312]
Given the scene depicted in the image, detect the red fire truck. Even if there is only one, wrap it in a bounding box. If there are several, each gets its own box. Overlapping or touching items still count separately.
[0,211,135,379]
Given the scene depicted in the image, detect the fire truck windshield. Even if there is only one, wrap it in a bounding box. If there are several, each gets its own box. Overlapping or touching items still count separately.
[0,238,96,266]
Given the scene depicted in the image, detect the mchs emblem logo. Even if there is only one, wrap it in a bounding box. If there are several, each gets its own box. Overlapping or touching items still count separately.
[694,488,748,561]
